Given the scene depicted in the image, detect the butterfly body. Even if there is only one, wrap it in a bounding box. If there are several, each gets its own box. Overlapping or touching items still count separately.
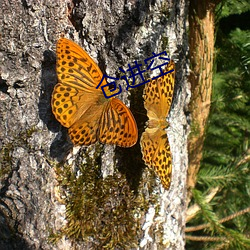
[52,38,138,147]
[140,60,175,190]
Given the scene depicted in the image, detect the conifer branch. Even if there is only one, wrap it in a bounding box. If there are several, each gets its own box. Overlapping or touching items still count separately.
[186,187,219,222]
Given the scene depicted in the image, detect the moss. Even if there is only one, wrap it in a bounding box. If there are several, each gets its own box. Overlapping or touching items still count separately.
[160,1,170,17]
[161,36,169,53]
[0,144,13,178]
[25,126,38,138]
[51,150,157,248]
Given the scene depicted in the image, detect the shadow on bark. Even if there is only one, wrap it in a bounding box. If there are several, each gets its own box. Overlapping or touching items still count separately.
[116,84,147,191]
[0,210,32,250]
[39,49,73,161]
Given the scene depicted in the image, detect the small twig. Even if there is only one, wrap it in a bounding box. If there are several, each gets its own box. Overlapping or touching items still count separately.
[236,150,250,168]
[185,206,250,232]
[185,235,227,242]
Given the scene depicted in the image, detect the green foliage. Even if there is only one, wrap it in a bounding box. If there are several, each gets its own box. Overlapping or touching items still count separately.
[187,1,250,249]
[218,0,250,17]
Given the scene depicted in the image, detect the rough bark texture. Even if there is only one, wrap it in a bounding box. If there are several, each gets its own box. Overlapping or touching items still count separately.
[0,1,189,249]
[187,0,219,203]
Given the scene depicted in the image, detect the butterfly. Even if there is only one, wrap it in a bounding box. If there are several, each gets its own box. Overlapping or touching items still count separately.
[140,60,175,190]
[51,38,138,147]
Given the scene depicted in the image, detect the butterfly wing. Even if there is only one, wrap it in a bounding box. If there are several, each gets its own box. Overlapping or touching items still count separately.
[68,98,138,147]
[56,38,105,91]
[140,128,172,190]
[52,83,99,128]
[143,60,175,120]
[52,38,106,128]
[98,98,138,147]
[68,102,105,145]
[52,38,138,147]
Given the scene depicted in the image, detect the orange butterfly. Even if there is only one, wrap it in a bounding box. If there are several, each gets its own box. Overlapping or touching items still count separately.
[51,38,138,147]
[140,60,175,189]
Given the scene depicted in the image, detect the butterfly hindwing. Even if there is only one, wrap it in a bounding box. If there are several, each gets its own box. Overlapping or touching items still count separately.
[98,98,138,147]
[141,128,172,190]
[66,98,108,145]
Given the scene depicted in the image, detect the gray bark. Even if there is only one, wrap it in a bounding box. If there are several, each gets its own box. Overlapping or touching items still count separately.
[0,0,189,249]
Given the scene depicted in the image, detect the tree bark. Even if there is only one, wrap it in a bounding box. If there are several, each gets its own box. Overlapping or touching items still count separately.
[0,0,189,249]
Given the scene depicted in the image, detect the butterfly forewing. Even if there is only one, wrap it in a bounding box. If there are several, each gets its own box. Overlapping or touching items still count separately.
[52,83,79,127]
[56,38,106,91]
[143,60,175,119]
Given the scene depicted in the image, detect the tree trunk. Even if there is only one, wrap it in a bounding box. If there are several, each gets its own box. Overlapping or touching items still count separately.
[0,0,189,249]
[187,0,220,203]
